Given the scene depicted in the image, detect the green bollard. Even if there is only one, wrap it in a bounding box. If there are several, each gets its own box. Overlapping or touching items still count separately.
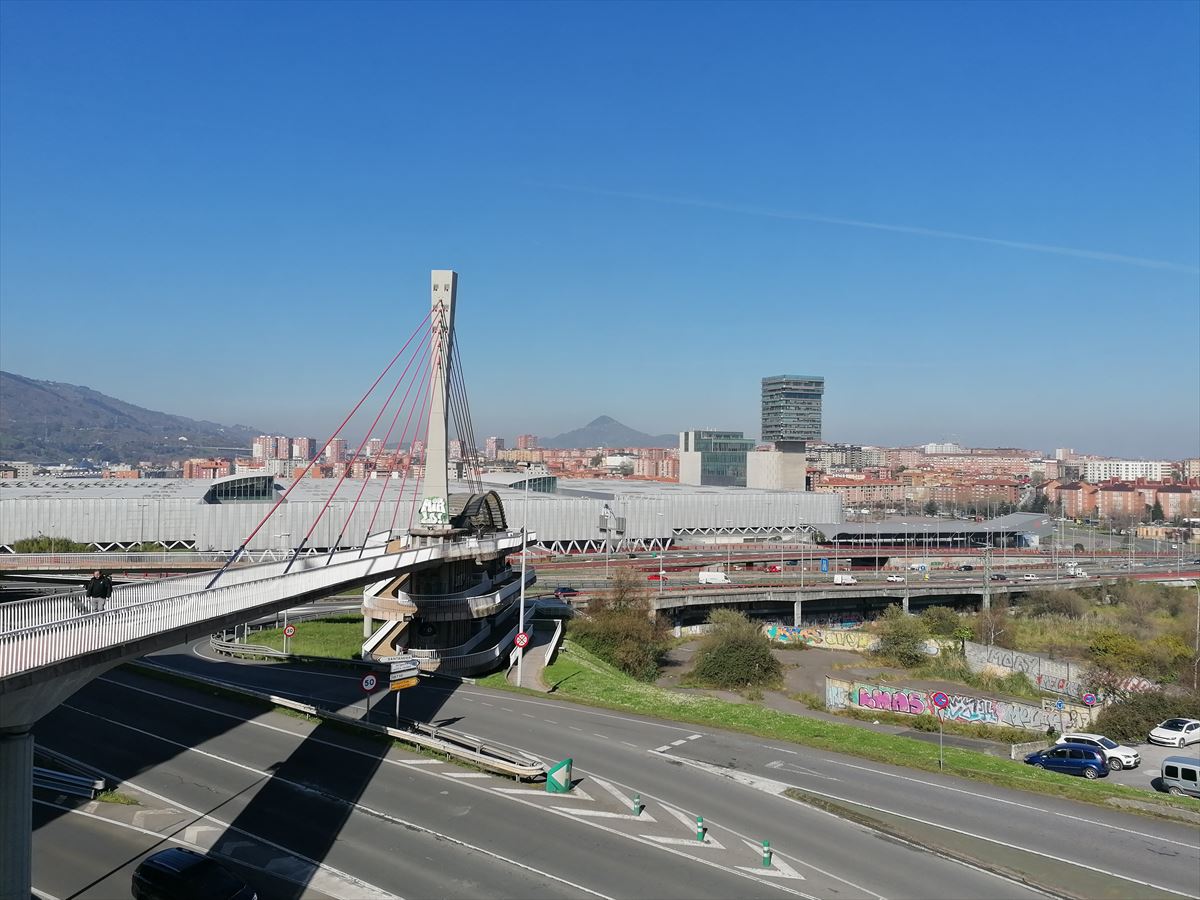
[762,840,772,867]
[632,794,643,816]
[696,816,705,841]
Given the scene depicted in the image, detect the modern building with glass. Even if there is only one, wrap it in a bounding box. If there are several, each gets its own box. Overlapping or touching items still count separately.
[678,430,756,487]
[762,375,825,447]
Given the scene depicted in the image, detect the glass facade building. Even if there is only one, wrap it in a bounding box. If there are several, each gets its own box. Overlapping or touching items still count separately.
[678,430,755,487]
[761,375,825,446]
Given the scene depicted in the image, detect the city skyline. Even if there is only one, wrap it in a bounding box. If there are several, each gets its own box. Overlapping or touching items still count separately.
[1,3,1197,458]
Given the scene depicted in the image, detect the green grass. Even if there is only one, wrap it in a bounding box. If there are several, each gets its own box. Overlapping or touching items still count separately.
[97,790,139,805]
[906,655,1049,702]
[253,616,363,659]
[494,641,1197,819]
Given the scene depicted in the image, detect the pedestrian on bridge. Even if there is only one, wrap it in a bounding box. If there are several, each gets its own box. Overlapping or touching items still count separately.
[85,570,112,612]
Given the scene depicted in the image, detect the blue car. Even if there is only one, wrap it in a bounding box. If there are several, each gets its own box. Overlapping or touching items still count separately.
[553,586,579,599]
[1024,743,1109,779]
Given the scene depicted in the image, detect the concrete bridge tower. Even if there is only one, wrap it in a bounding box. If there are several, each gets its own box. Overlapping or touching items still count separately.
[414,269,457,538]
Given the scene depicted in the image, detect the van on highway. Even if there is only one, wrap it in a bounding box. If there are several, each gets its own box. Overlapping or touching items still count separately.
[698,570,730,585]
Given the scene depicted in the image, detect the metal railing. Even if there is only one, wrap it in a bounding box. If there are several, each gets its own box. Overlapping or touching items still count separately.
[32,767,107,798]
[545,618,564,667]
[1,534,525,678]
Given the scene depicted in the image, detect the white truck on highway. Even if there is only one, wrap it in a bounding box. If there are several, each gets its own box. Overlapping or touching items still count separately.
[699,570,731,585]
[833,573,858,585]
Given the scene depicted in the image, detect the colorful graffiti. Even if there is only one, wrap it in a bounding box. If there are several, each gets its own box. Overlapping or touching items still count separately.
[825,677,1096,732]
[765,624,939,656]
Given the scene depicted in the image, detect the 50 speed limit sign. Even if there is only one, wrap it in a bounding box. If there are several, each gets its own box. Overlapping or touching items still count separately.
[360,673,378,693]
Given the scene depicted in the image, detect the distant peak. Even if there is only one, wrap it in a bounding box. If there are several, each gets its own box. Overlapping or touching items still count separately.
[587,415,619,426]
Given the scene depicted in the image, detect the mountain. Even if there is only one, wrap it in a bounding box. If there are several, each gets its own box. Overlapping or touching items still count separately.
[541,415,676,449]
[0,371,262,464]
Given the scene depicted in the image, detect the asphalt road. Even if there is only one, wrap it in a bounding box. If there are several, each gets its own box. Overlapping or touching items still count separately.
[33,655,1071,900]
[113,640,1200,900]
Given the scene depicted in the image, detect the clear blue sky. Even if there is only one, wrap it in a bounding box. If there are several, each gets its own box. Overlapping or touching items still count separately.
[2,1,1197,457]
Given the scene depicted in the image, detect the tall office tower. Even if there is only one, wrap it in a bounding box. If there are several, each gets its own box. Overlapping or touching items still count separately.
[326,438,348,463]
[292,437,315,461]
[516,434,538,450]
[677,430,755,487]
[485,436,505,459]
[761,375,825,448]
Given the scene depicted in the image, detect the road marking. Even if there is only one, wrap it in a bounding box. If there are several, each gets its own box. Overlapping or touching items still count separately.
[399,759,443,765]
[561,808,658,821]
[544,719,558,725]
[589,776,633,808]
[444,773,492,779]
[738,840,804,880]
[687,734,702,740]
[672,752,1198,898]
[765,760,840,782]
[593,733,608,739]
[37,772,398,900]
[481,702,495,707]
[653,744,672,753]
[642,835,726,849]
[670,739,689,746]
[57,706,612,900]
[820,757,1199,850]
[87,673,814,897]
[570,726,583,731]
[495,787,594,801]
[620,741,638,749]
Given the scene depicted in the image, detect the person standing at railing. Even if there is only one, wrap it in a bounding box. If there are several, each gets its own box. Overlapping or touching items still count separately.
[84,570,113,612]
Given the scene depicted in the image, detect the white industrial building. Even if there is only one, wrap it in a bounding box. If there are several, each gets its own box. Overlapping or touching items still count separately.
[0,474,843,554]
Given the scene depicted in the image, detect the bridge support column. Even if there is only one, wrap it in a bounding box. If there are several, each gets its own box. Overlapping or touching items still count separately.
[0,728,33,900]
[902,592,909,614]
[793,599,803,627]
[364,613,373,639]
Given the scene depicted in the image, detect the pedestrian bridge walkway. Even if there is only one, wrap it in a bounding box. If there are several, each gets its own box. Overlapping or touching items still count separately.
[0,533,524,722]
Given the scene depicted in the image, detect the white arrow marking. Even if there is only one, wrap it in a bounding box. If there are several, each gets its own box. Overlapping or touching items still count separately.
[562,809,658,821]
[642,834,726,849]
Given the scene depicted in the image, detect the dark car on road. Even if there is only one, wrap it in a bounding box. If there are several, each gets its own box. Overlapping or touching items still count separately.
[132,848,256,900]
[990,573,1008,581]
[958,564,974,571]
[1024,744,1109,779]
[553,586,579,599]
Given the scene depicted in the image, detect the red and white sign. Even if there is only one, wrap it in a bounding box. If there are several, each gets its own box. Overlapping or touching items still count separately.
[360,673,378,693]
[283,624,296,638]
[514,632,530,649]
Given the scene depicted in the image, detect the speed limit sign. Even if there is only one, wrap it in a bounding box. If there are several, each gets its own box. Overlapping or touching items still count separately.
[361,673,378,693]
[283,624,296,638]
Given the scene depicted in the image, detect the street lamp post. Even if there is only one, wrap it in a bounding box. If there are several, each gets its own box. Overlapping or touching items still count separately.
[657,513,665,596]
[517,475,530,688]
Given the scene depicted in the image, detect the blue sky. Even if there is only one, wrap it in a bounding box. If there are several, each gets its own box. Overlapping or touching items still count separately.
[2,1,1197,458]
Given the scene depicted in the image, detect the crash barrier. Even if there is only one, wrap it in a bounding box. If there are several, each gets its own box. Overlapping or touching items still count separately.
[131,660,546,781]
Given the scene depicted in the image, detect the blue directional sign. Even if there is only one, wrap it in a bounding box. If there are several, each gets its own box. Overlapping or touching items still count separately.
[820,558,829,574]
[1055,699,1065,711]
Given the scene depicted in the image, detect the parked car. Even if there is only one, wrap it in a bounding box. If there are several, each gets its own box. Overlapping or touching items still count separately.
[1023,744,1109,779]
[132,848,256,900]
[553,586,579,599]
[886,574,904,583]
[1055,733,1140,770]
[1158,756,1200,798]
[958,564,974,571]
[990,573,1008,581]
[1148,718,1200,748]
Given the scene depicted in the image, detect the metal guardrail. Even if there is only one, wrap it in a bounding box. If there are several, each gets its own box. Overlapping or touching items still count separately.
[545,618,564,667]
[132,661,545,781]
[32,766,106,798]
[1,534,525,679]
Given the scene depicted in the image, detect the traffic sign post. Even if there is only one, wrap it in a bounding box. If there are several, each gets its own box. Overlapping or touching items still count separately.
[546,758,573,794]
[1082,692,1097,707]
[515,631,530,649]
[931,692,950,770]
[820,558,829,574]
[360,672,378,720]
[283,623,296,655]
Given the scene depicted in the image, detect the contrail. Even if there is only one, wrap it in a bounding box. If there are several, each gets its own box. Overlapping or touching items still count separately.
[542,184,1199,274]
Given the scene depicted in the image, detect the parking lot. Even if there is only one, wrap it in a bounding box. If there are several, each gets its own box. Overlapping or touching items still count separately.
[1104,740,1200,792]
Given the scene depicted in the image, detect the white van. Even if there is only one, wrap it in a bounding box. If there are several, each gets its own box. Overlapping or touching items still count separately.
[1022,573,1039,581]
[1159,756,1200,798]
[833,573,858,585]
[698,570,730,585]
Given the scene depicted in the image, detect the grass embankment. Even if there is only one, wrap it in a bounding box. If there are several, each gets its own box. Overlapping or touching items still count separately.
[252,616,363,659]
[488,640,1196,818]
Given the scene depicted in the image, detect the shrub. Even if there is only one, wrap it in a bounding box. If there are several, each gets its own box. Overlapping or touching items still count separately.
[1024,590,1086,620]
[874,606,931,668]
[921,606,961,637]
[568,569,668,681]
[686,609,783,690]
[1094,689,1200,743]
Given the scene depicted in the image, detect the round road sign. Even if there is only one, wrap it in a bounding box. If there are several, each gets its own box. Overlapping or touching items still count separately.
[930,691,950,710]
[515,631,530,649]
[1082,693,1097,707]
[360,673,378,693]
[283,624,296,638]
[1055,699,1065,711]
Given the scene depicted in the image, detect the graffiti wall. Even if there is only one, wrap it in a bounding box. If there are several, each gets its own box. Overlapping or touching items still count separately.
[825,676,1097,732]
[765,624,939,656]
